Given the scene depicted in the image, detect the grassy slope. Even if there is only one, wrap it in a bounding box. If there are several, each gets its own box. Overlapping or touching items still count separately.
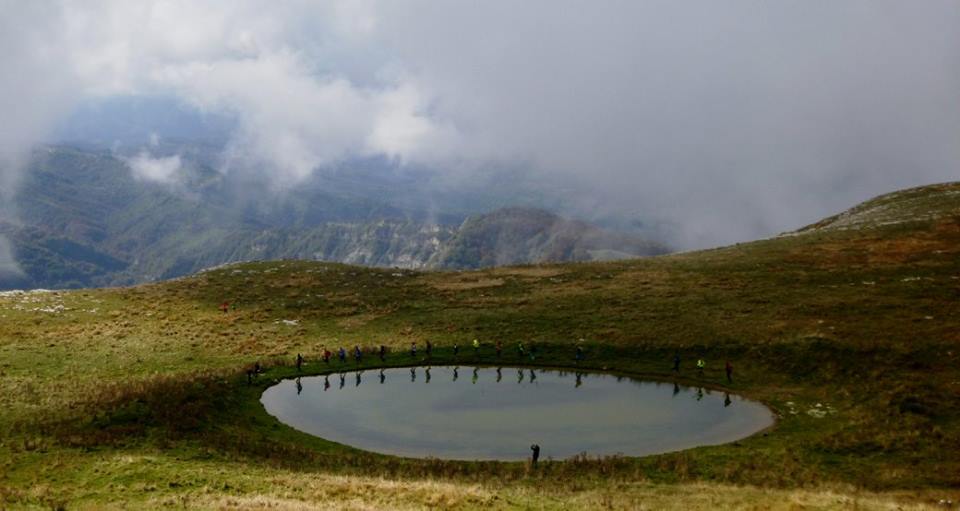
[1,182,959,509]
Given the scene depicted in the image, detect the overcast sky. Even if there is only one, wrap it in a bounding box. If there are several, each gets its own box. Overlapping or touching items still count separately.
[2,0,959,258]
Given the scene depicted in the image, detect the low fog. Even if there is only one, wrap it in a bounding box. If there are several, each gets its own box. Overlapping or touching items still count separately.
[2,0,959,270]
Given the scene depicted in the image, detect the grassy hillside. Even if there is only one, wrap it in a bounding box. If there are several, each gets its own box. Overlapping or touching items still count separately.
[1,182,958,509]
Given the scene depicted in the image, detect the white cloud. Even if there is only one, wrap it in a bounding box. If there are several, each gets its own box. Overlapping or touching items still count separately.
[1,0,959,249]
[125,151,182,184]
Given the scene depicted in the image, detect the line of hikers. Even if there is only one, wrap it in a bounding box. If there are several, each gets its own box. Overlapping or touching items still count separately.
[672,352,734,383]
[258,345,735,386]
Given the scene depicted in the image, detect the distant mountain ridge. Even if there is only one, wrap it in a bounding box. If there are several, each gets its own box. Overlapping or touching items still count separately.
[0,146,667,289]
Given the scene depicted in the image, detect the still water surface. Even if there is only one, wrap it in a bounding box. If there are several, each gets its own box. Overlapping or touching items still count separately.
[261,366,774,460]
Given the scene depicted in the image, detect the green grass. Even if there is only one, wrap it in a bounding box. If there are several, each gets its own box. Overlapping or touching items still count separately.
[1,182,959,509]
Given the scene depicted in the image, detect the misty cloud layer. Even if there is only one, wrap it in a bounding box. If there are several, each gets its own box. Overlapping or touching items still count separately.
[2,1,959,252]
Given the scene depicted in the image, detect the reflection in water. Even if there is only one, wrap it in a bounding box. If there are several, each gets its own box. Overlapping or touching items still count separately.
[453,367,459,381]
[263,367,774,461]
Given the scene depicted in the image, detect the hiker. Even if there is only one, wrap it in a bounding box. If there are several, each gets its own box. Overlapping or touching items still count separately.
[529,344,537,361]
[410,342,417,358]
[453,343,459,357]
[338,347,347,363]
[426,340,432,357]
[220,301,229,314]
[696,358,705,376]
[296,377,303,395]
[246,369,254,385]
[517,341,525,357]
[725,360,733,383]
[354,345,362,363]
[672,352,681,372]
[495,340,502,358]
[472,339,480,356]
[379,345,386,362]
[296,353,304,372]
[576,345,584,364]
[254,361,261,374]
[530,444,541,467]
[323,348,331,364]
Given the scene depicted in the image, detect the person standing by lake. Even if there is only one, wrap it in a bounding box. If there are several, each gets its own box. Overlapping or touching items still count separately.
[725,360,733,383]
[672,352,681,372]
[696,358,705,377]
[530,444,541,467]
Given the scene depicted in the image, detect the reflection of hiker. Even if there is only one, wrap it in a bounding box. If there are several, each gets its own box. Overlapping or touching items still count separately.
[518,368,524,383]
[410,342,417,358]
[379,368,386,384]
[473,339,480,356]
[339,372,345,389]
[338,347,346,363]
[425,367,432,383]
[496,367,502,382]
[724,393,732,407]
[453,366,459,381]
[355,371,362,386]
[725,360,733,383]
[296,353,304,372]
[496,341,502,358]
[529,369,536,382]
[575,372,583,388]
[324,374,330,391]
[673,382,680,396]
[696,358,705,376]
[530,444,541,467]
[472,367,478,384]
[696,387,704,401]
[379,345,386,361]
[296,377,303,395]
[410,367,417,382]
[672,352,681,372]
